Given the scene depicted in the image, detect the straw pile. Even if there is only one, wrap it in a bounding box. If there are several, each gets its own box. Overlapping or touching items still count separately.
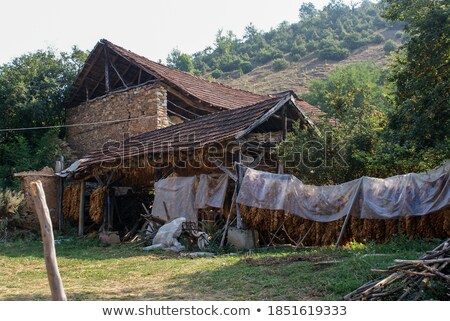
[63,185,80,220]
[89,187,106,224]
[240,205,450,246]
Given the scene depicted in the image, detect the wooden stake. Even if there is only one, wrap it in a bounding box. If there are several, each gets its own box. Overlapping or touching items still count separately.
[30,181,67,301]
[220,187,236,248]
[78,180,85,237]
[335,178,363,250]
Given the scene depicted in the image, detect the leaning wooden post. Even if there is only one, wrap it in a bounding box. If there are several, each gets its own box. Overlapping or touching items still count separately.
[30,180,67,301]
[78,180,86,237]
[334,178,363,250]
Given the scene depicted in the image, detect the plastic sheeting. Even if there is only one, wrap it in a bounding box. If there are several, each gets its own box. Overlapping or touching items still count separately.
[237,162,450,222]
[144,217,186,252]
[152,176,197,222]
[195,174,228,209]
[152,174,229,222]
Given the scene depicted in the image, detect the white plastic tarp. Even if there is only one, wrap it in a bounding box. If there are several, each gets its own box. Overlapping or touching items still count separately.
[195,174,228,209]
[152,176,197,222]
[237,162,450,222]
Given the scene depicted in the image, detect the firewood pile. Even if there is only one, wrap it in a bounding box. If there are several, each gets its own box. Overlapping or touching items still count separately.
[345,238,450,301]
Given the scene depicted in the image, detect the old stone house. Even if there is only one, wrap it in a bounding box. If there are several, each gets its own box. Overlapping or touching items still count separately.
[61,39,327,240]
[65,39,324,157]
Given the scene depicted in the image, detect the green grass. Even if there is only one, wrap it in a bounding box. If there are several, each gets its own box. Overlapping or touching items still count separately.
[0,236,443,301]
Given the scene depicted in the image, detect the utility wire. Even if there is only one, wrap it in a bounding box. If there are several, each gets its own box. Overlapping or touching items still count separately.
[1,99,198,133]
[0,115,156,132]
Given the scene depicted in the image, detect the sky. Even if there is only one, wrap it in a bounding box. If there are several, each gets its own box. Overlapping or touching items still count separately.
[1,0,340,65]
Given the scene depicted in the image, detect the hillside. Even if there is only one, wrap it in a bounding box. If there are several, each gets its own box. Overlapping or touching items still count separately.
[166,1,404,96]
[221,28,400,96]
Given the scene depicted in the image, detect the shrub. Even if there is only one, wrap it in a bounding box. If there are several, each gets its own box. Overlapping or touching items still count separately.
[395,31,403,39]
[272,58,290,71]
[289,53,303,62]
[370,33,385,44]
[383,40,397,54]
[0,189,24,219]
[211,69,223,79]
[256,47,283,64]
[343,33,365,50]
[230,69,243,79]
[318,46,349,61]
[0,189,25,240]
[240,61,253,74]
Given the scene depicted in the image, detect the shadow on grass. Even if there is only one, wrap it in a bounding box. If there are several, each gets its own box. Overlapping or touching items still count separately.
[142,255,339,301]
[0,239,169,261]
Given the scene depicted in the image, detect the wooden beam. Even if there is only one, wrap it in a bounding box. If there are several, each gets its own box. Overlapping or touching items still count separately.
[271,113,295,123]
[78,180,86,237]
[110,61,128,88]
[165,86,217,113]
[210,159,237,181]
[278,105,287,174]
[137,68,142,84]
[235,157,245,229]
[167,99,201,119]
[111,62,133,89]
[104,46,110,94]
[290,97,321,136]
[67,45,104,105]
[30,181,67,301]
[235,94,292,139]
[167,109,190,121]
[55,157,64,234]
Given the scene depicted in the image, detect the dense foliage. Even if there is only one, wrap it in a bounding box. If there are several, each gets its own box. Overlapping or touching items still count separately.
[0,48,86,188]
[280,0,449,184]
[381,0,450,172]
[280,63,391,184]
[167,0,401,77]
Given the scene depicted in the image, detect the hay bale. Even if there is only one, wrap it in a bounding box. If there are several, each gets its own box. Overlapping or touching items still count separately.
[89,187,106,225]
[63,185,80,221]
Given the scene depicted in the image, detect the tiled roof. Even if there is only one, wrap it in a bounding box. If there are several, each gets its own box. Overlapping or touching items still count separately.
[68,39,326,122]
[64,95,304,177]
[103,40,269,109]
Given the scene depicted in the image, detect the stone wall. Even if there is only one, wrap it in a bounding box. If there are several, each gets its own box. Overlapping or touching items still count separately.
[15,167,59,230]
[66,84,169,157]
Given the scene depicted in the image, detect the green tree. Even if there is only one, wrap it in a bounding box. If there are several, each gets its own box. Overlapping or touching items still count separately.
[166,49,195,73]
[0,47,86,188]
[282,63,391,183]
[381,0,450,170]
[299,2,318,20]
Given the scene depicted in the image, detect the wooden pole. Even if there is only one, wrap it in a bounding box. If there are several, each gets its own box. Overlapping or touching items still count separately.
[104,46,110,94]
[278,105,287,174]
[30,180,67,301]
[78,180,85,237]
[335,178,363,250]
[235,151,245,229]
[220,187,237,248]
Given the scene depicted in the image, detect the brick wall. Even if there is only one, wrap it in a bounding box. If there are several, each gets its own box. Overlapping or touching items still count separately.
[66,84,168,157]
